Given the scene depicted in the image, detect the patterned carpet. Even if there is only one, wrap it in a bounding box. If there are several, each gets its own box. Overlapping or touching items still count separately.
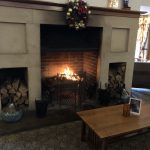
[0,121,150,150]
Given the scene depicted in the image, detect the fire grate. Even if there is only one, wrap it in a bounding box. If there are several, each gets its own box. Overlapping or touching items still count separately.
[41,71,86,111]
[56,73,86,111]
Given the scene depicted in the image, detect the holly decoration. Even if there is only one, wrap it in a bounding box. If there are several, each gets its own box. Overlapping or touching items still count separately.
[66,0,91,30]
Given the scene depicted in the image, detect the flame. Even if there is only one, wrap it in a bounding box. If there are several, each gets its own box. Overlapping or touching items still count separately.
[64,67,73,79]
[59,66,80,81]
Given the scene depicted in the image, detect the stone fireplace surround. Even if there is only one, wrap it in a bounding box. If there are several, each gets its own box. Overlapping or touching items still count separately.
[0,1,141,110]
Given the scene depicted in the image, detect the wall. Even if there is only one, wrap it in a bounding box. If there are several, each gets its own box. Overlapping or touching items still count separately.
[42,0,150,10]
[0,6,41,110]
[142,0,150,6]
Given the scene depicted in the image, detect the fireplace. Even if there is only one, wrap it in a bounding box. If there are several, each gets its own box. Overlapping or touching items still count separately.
[0,2,140,110]
[40,25,102,107]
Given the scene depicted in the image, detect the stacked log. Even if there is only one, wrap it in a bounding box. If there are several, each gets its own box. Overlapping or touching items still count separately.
[0,79,28,108]
[108,63,126,98]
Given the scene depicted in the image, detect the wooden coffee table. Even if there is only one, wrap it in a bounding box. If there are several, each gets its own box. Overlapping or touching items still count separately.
[77,103,150,150]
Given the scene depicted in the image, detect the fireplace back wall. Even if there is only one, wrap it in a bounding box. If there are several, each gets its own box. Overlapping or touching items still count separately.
[41,51,98,82]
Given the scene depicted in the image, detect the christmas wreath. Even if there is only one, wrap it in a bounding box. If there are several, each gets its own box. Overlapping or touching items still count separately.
[66,0,91,30]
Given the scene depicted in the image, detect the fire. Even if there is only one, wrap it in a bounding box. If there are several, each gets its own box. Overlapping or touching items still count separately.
[59,66,80,81]
[64,67,73,79]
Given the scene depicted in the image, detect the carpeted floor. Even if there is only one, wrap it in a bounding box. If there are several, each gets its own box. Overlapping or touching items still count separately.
[0,121,150,150]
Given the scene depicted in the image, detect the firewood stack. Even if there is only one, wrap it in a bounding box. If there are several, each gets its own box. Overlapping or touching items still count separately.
[108,63,126,99]
[0,79,28,108]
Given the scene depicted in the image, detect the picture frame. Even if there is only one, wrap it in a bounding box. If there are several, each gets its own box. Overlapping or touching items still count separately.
[129,98,142,115]
[107,0,119,9]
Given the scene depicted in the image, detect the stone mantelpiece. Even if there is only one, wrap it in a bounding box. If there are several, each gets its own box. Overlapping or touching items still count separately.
[0,0,145,17]
[0,2,141,110]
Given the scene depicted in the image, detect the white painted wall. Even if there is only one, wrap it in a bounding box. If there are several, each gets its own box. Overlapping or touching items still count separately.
[140,6,150,13]
[42,0,150,10]
[141,0,150,6]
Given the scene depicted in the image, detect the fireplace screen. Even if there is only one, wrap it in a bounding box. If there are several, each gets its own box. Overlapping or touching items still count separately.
[42,66,86,110]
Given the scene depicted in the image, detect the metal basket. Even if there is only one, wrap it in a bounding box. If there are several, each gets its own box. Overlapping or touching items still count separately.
[1,110,23,123]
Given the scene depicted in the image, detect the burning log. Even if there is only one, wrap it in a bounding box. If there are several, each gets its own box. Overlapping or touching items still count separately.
[58,66,80,81]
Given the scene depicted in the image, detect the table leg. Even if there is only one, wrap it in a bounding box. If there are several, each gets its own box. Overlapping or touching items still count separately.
[101,139,107,150]
[81,121,86,141]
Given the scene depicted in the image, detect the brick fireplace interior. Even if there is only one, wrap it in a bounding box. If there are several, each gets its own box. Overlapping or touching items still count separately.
[40,25,102,108]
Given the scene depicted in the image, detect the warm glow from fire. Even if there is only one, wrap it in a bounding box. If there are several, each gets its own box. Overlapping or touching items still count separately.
[64,67,73,78]
[59,66,80,81]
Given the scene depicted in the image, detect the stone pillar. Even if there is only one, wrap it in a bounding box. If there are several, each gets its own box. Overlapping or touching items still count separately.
[26,24,41,110]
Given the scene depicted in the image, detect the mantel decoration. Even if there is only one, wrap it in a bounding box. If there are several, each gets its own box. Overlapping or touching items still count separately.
[122,0,131,10]
[108,0,120,9]
[66,0,91,30]
[108,0,131,10]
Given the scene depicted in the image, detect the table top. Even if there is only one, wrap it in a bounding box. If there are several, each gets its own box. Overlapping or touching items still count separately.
[77,103,150,139]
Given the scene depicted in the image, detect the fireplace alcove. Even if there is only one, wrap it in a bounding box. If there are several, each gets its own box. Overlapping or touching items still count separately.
[108,62,127,99]
[40,25,102,107]
[0,67,28,109]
